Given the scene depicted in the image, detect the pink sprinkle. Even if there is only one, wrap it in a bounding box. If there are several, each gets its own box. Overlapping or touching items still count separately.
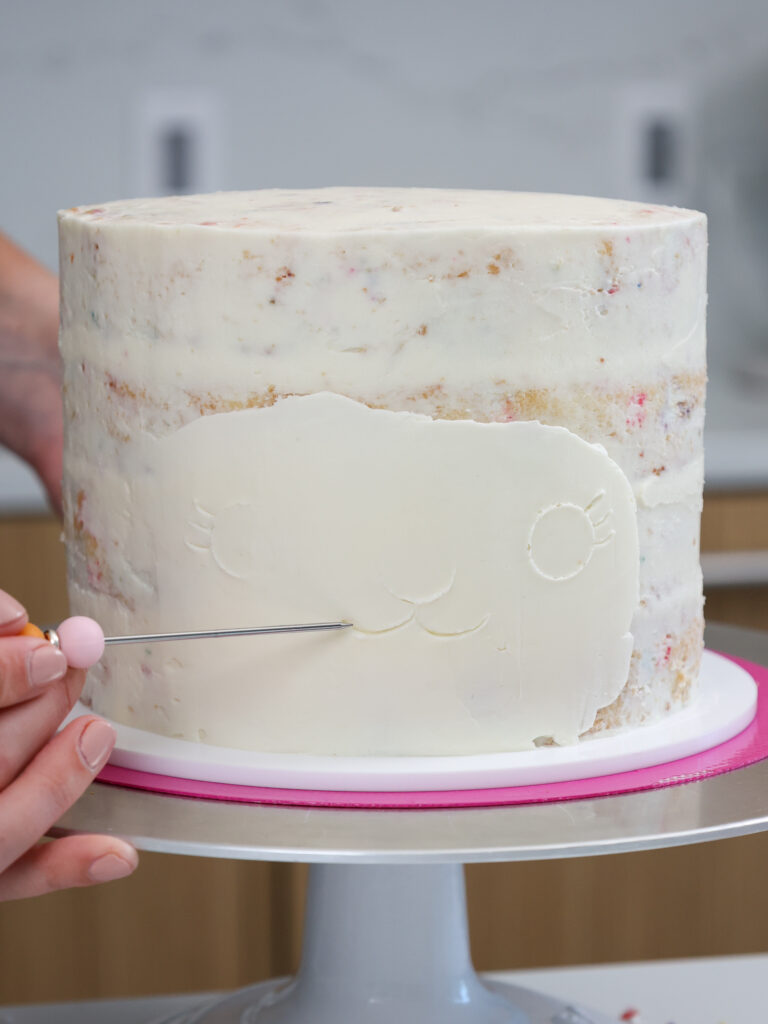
[607,285,620,295]
[656,638,673,669]
[625,391,647,429]
[502,398,516,422]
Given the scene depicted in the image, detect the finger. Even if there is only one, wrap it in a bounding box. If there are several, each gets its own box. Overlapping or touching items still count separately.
[0,715,116,872]
[0,635,68,709]
[0,834,138,902]
[0,667,86,789]
[33,438,63,519]
[0,588,27,637]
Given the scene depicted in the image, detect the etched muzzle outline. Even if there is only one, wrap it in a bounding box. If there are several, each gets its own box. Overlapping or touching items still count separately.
[352,568,491,639]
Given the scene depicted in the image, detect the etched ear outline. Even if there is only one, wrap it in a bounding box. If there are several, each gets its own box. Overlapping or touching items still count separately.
[185,499,215,553]
[184,499,263,580]
[527,490,616,582]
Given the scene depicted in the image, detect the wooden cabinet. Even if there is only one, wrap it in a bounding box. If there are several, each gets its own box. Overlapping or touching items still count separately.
[466,491,768,973]
[0,517,298,1003]
[0,497,767,1004]
[702,492,768,631]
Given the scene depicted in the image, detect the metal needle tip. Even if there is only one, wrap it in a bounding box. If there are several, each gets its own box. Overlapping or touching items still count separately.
[102,621,354,646]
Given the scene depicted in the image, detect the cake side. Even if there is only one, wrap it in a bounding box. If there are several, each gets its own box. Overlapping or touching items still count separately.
[59,188,706,754]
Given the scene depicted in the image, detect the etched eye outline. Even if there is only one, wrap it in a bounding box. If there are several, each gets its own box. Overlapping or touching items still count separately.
[527,490,615,582]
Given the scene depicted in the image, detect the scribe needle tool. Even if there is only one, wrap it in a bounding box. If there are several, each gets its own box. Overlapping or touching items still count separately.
[21,617,353,669]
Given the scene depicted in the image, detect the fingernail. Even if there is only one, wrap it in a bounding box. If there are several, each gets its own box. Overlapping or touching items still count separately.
[0,591,25,628]
[27,645,68,688]
[78,719,116,772]
[87,852,136,883]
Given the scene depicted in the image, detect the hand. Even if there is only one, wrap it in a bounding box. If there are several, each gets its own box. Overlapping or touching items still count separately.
[0,233,64,514]
[0,588,138,901]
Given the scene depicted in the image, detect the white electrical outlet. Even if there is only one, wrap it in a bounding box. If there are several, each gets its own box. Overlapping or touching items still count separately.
[134,89,220,197]
[616,82,692,206]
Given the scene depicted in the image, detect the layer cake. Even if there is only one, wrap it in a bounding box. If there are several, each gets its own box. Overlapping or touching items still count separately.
[58,188,706,755]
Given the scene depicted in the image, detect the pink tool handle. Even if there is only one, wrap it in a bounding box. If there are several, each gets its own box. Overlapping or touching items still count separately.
[55,616,106,669]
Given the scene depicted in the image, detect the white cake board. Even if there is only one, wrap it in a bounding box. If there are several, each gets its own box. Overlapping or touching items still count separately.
[66,650,755,791]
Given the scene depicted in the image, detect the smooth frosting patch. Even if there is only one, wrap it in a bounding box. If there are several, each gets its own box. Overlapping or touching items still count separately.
[118,393,639,751]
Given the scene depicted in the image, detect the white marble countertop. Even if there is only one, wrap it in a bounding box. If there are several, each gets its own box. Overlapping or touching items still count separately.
[0,956,763,1022]
[495,954,768,1022]
[0,446,51,516]
[701,367,768,492]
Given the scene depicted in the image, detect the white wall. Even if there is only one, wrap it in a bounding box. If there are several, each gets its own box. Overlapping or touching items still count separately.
[2,0,768,511]
[2,0,768,268]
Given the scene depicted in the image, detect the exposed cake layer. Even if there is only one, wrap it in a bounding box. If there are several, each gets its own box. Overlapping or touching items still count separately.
[59,188,707,754]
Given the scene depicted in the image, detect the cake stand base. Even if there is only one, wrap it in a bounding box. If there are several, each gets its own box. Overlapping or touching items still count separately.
[152,864,610,1024]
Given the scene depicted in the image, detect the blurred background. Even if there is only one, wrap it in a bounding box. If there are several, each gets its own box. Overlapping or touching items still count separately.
[3,0,768,505]
[2,0,768,1011]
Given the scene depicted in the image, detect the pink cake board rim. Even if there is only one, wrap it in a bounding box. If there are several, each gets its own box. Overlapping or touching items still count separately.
[96,651,768,810]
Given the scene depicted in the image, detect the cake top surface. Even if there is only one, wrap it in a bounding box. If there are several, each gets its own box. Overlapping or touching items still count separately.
[59,187,703,234]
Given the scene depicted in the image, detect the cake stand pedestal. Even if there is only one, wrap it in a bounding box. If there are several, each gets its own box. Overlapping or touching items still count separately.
[51,623,768,1024]
[156,863,574,1024]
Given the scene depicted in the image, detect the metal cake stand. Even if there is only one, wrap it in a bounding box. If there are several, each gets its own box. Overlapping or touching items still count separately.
[52,623,768,1024]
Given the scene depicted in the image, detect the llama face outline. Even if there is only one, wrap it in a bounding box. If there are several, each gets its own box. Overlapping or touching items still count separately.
[132,392,639,750]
